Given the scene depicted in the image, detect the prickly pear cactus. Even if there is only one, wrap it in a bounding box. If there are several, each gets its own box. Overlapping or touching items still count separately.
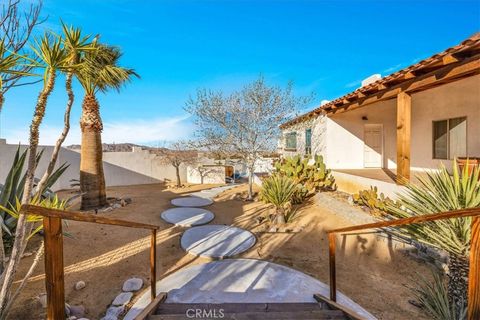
[275,154,336,204]
[352,186,396,216]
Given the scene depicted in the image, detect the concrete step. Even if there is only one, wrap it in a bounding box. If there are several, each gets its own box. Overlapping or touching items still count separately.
[150,303,347,319]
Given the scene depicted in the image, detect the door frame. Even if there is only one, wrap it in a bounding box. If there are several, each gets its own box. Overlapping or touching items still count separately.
[363,124,384,168]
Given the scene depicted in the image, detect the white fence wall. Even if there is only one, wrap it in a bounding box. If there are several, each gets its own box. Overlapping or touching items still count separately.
[0,140,184,191]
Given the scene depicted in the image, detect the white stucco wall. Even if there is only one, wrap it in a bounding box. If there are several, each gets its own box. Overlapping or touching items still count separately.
[0,141,188,191]
[281,75,480,171]
[279,115,327,159]
[187,165,226,184]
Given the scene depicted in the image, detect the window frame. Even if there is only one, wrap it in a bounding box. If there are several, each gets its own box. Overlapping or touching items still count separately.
[305,128,312,155]
[432,116,468,160]
[284,132,297,151]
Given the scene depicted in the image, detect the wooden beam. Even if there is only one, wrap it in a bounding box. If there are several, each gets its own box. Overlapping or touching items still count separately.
[314,294,367,320]
[44,217,65,320]
[328,54,480,115]
[22,205,159,230]
[468,217,480,320]
[328,233,336,302]
[396,92,411,184]
[150,229,157,301]
[133,292,167,320]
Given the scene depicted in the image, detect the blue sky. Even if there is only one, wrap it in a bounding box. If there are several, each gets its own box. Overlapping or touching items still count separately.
[1,0,479,145]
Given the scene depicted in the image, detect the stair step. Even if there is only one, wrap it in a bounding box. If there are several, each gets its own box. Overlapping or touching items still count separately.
[150,303,347,320]
[150,310,346,319]
[156,303,326,314]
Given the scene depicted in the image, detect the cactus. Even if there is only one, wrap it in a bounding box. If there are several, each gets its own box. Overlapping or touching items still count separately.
[352,186,396,216]
[275,154,335,204]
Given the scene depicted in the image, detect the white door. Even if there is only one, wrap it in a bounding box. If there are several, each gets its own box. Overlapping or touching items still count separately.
[364,124,383,168]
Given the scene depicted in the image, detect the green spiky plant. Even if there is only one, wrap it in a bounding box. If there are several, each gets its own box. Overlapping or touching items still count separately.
[387,160,480,311]
[260,174,297,224]
[412,272,467,320]
[274,154,335,204]
[0,145,69,237]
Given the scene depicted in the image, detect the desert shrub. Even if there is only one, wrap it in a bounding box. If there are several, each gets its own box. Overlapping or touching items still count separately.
[412,272,467,320]
[386,161,479,308]
[274,154,335,204]
[260,174,296,224]
[352,186,396,216]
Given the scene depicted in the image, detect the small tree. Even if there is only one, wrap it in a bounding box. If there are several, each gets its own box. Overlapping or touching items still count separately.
[156,141,198,187]
[186,75,311,200]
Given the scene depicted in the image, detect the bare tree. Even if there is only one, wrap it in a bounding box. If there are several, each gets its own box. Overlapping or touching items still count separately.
[156,141,198,187]
[0,0,44,113]
[186,75,312,200]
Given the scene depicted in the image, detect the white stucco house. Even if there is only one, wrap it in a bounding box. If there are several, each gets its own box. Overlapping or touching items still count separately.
[279,33,480,197]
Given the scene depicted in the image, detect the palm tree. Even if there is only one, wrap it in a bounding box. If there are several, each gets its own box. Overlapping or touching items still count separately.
[76,45,138,209]
[35,23,94,195]
[387,161,480,310]
[0,32,69,315]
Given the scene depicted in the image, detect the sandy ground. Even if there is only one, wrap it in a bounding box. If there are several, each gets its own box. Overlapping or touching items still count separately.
[10,183,431,320]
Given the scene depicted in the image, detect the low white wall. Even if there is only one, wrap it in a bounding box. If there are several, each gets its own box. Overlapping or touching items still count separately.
[187,165,225,184]
[0,141,185,191]
[332,170,405,200]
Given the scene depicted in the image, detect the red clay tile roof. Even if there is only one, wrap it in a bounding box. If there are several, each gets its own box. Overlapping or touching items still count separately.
[280,32,480,129]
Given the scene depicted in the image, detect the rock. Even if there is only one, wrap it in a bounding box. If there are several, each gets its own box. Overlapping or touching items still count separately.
[112,203,122,209]
[69,305,86,318]
[37,293,47,308]
[268,226,278,233]
[67,317,77,320]
[124,197,132,204]
[122,277,143,292]
[347,195,354,206]
[102,305,125,320]
[101,207,114,213]
[74,280,86,290]
[65,303,71,316]
[120,199,127,207]
[112,292,133,306]
[77,318,90,320]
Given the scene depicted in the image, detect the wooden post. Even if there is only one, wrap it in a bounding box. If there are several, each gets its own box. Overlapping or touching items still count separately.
[328,233,337,302]
[396,92,411,184]
[468,217,480,320]
[43,217,65,320]
[150,229,157,301]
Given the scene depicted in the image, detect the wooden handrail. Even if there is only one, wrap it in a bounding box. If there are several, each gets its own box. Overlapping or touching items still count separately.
[21,204,160,320]
[326,207,480,320]
[21,204,160,230]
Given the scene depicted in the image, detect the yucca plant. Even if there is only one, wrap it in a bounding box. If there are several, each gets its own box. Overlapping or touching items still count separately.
[387,160,480,310]
[260,174,296,224]
[0,145,69,237]
[412,272,467,320]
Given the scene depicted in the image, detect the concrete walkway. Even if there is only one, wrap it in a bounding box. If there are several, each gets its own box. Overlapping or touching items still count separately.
[181,225,256,258]
[124,259,376,320]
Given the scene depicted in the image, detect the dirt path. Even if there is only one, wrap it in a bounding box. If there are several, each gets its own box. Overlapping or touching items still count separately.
[11,183,429,319]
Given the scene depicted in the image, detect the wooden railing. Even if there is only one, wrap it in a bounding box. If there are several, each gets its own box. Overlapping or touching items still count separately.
[21,204,160,320]
[326,208,480,320]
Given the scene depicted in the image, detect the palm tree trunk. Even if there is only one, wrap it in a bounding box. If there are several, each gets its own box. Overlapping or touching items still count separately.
[80,94,106,210]
[447,253,469,309]
[36,72,74,196]
[0,69,56,315]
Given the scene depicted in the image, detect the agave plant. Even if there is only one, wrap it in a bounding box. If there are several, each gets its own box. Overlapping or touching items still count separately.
[0,146,69,236]
[0,195,70,241]
[412,272,467,320]
[387,160,480,310]
[260,174,296,224]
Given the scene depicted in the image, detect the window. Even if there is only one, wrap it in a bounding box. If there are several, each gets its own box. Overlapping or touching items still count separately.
[433,117,467,159]
[305,128,312,154]
[285,132,297,150]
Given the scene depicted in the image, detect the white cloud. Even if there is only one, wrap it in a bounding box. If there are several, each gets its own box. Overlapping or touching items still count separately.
[3,114,194,146]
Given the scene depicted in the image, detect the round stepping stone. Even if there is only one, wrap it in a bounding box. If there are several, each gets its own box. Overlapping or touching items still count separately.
[171,196,213,207]
[124,259,376,320]
[181,225,256,258]
[161,208,214,227]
